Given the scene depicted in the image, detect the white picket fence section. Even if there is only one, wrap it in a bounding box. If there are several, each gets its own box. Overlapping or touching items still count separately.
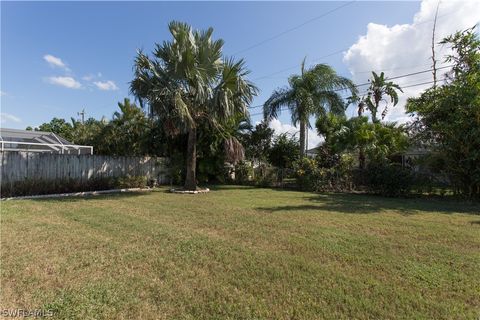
[0,152,169,185]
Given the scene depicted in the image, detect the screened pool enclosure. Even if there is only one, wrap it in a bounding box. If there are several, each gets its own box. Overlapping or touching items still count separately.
[0,128,93,154]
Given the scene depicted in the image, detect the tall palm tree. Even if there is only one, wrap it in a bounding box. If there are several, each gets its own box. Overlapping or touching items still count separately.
[263,58,357,156]
[131,21,257,190]
[361,71,403,122]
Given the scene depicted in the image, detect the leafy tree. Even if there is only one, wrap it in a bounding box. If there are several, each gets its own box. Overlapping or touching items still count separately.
[268,133,300,169]
[317,114,408,168]
[406,26,480,197]
[239,121,274,163]
[131,21,257,190]
[98,98,151,156]
[360,71,403,122]
[70,117,106,148]
[315,112,347,145]
[34,117,74,141]
[196,114,249,183]
[263,58,357,156]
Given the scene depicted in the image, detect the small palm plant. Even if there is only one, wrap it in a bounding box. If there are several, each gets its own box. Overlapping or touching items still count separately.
[360,71,403,122]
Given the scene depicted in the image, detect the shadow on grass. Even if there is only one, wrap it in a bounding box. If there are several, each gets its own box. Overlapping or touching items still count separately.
[257,192,480,215]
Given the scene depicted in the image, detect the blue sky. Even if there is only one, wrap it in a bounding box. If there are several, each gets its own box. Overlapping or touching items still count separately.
[1,1,423,132]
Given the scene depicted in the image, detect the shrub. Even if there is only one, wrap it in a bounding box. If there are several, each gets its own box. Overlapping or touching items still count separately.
[293,157,319,191]
[116,176,147,189]
[359,162,414,197]
[293,155,355,192]
[1,175,148,198]
[253,166,278,187]
[234,161,254,184]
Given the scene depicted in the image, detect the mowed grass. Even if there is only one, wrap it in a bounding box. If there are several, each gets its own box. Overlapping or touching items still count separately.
[1,186,479,319]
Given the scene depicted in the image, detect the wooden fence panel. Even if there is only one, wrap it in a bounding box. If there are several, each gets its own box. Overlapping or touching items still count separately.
[0,152,169,185]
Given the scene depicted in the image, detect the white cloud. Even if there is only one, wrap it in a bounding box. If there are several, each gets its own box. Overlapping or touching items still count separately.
[343,0,480,123]
[93,80,118,91]
[82,74,95,81]
[268,118,323,150]
[0,90,6,96]
[46,76,82,89]
[0,112,21,124]
[43,54,70,71]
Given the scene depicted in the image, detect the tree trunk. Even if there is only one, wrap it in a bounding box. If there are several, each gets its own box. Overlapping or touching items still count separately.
[184,127,197,191]
[299,120,306,157]
[358,148,366,169]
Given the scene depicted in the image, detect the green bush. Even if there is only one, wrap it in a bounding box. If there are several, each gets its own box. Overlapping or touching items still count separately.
[293,158,319,191]
[293,155,354,192]
[234,161,254,184]
[359,163,414,197]
[253,166,278,187]
[1,175,148,198]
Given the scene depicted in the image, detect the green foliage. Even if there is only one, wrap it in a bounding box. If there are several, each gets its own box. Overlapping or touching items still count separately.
[406,26,480,197]
[31,99,169,157]
[36,118,75,141]
[70,117,107,147]
[356,163,414,197]
[359,71,403,122]
[31,116,107,151]
[234,161,254,184]
[96,98,152,156]
[317,114,409,165]
[264,58,358,154]
[239,121,274,162]
[293,157,320,191]
[1,176,148,198]
[293,154,355,192]
[131,21,258,189]
[253,166,278,187]
[268,133,300,169]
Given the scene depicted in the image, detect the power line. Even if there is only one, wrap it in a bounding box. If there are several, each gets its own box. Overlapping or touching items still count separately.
[248,11,454,83]
[248,76,450,117]
[250,65,452,109]
[354,76,447,96]
[233,1,356,56]
[353,63,433,75]
[253,48,348,81]
[250,65,453,108]
[333,64,453,93]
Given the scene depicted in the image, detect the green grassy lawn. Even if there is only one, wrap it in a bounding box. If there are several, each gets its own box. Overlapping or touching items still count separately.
[1,186,479,319]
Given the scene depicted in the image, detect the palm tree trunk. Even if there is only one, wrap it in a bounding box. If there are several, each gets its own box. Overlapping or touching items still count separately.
[299,120,306,157]
[184,127,197,190]
[358,148,366,169]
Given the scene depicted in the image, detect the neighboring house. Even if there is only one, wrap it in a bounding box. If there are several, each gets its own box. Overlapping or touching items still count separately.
[306,146,321,158]
[0,128,92,154]
[401,146,431,171]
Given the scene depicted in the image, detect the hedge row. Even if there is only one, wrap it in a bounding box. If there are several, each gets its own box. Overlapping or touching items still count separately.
[1,176,149,198]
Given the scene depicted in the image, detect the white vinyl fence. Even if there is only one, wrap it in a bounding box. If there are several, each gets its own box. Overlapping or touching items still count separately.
[0,152,169,185]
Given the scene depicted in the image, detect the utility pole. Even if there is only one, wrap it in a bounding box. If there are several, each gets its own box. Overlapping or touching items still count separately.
[431,1,440,89]
[77,108,86,124]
